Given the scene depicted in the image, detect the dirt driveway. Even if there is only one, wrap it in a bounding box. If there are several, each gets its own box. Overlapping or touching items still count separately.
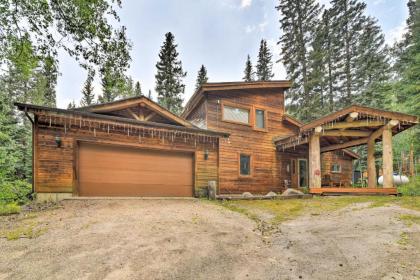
[0,199,419,280]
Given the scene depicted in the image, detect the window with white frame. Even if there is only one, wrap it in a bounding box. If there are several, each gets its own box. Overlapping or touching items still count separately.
[223,105,250,124]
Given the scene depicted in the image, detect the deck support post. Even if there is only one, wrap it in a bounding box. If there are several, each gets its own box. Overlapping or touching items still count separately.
[367,139,377,188]
[382,128,394,188]
[309,133,321,189]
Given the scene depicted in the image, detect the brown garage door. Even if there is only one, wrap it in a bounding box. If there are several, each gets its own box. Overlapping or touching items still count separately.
[78,143,194,197]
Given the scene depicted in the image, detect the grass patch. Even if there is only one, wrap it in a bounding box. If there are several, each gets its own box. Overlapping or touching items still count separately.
[398,176,420,196]
[216,196,420,225]
[399,214,420,226]
[0,202,21,216]
[1,222,47,241]
[397,232,409,246]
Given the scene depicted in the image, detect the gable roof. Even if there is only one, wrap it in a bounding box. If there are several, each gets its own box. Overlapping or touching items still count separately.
[15,102,229,137]
[182,80,292,118]
[77,95,194,128]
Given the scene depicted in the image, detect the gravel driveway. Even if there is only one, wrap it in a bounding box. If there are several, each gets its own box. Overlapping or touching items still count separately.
[0,199,419,280]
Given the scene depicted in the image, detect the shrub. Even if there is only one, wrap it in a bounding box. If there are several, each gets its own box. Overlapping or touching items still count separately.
[0,180,32,204]
[398,176,420,196]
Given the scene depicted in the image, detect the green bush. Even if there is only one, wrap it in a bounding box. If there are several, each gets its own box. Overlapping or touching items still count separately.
[398,176,420,196]
[0,180,32,204]
[0,202,21,215]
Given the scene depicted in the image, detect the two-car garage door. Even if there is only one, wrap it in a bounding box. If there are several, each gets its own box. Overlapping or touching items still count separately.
[78,143,194,197]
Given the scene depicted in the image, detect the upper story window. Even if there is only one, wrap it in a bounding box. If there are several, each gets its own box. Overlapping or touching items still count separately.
[223,105,250,125]
[331,163,341,173]
[255,109,266,129]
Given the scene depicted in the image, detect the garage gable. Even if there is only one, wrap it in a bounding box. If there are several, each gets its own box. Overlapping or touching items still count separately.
[77,96,194,128]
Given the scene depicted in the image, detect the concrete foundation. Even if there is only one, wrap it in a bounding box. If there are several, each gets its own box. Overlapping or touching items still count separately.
[36,193,73,202]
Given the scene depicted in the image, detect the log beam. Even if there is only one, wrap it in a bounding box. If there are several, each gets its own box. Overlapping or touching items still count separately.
[309,134,321,188]
[321,130,371,137]
[323,120,384,130]
[367,138,377,188]
[345,112,359,122]
[127,108,141,121]
[144,112,157,121]
[321,137,368,153]
[369,119,399,141]
[382,128,394,188]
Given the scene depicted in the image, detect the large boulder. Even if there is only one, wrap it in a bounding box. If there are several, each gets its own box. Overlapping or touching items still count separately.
[280,188,305,196]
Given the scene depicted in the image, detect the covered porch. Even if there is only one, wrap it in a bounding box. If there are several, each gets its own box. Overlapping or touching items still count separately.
[275,105,418,195]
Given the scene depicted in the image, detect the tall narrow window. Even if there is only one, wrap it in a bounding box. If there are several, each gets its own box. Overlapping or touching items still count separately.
[255,109,265,129]
[240,154,251,176]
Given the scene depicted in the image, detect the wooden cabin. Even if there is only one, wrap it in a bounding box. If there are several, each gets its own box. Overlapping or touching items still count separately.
[16,81,418,200]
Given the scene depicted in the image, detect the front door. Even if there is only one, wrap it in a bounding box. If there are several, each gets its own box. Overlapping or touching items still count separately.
[298,159,308,188]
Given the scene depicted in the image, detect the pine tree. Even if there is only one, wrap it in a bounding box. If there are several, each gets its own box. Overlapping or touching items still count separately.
[80,69,95,106]
[277,0,322,121]
[243,55,255,82]
[134,81,142,96]
[41,56,58,108]
[195,65,208,91]
[67,100,76,109]
[256,39,274,81]
[391,0,420,154]
[155,32,187,114]
[329,0,366,106]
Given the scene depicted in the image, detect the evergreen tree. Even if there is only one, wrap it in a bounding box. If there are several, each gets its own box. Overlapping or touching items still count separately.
[67,100,76,109]
[329,0,366,106]
[391,0,420,155]
[277,0,322,121]
[256,39,274,81]
[155,32,187,114]
[243,55,255,82]
[40,56,58,107]
[195,65,208,91]
[80,69,95,106]
[134,81,142,96]
[121,77,134,98]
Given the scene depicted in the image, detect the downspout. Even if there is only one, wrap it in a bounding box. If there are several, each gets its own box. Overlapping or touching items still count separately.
[24,107,35,196]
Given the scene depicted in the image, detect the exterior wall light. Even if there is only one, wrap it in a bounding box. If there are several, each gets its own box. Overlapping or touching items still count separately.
[204,149,209,160]
[55,136,62,148]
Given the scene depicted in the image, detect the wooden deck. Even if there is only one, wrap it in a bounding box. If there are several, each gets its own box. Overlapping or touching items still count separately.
[310,187,398,195]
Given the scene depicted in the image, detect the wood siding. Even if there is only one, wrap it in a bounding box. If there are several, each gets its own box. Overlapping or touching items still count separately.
[321,151,354,186]
[34,117,218,196]
[187,99,207,129]
[203,90,299,194]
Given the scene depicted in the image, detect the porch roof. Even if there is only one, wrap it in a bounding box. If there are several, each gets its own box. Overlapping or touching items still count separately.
[275,105,418,152]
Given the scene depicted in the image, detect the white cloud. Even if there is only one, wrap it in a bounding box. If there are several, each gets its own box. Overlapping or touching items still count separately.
[240,0,252,8]
[259,20,268,32]
[385,21,406,45]
[245,25,256,33]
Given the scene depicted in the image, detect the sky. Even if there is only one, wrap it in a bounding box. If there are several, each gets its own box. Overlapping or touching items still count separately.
[56,0,410,108]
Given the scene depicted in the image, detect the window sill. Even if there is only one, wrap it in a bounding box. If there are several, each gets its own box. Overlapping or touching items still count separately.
[222,119,252,127]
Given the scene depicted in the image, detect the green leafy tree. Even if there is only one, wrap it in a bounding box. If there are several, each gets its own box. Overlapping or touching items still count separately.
[243,55,255,82]
[155,32,187,114]
[195,65,208,91]
[80,70,96,106]
[256,39,274,81]
[0,0,131,74]
[134,81,142,96]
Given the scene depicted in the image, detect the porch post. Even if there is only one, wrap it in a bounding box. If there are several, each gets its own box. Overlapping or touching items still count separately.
[382,128,394,188]
[309,133,321,189]
[367,139,377,188]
